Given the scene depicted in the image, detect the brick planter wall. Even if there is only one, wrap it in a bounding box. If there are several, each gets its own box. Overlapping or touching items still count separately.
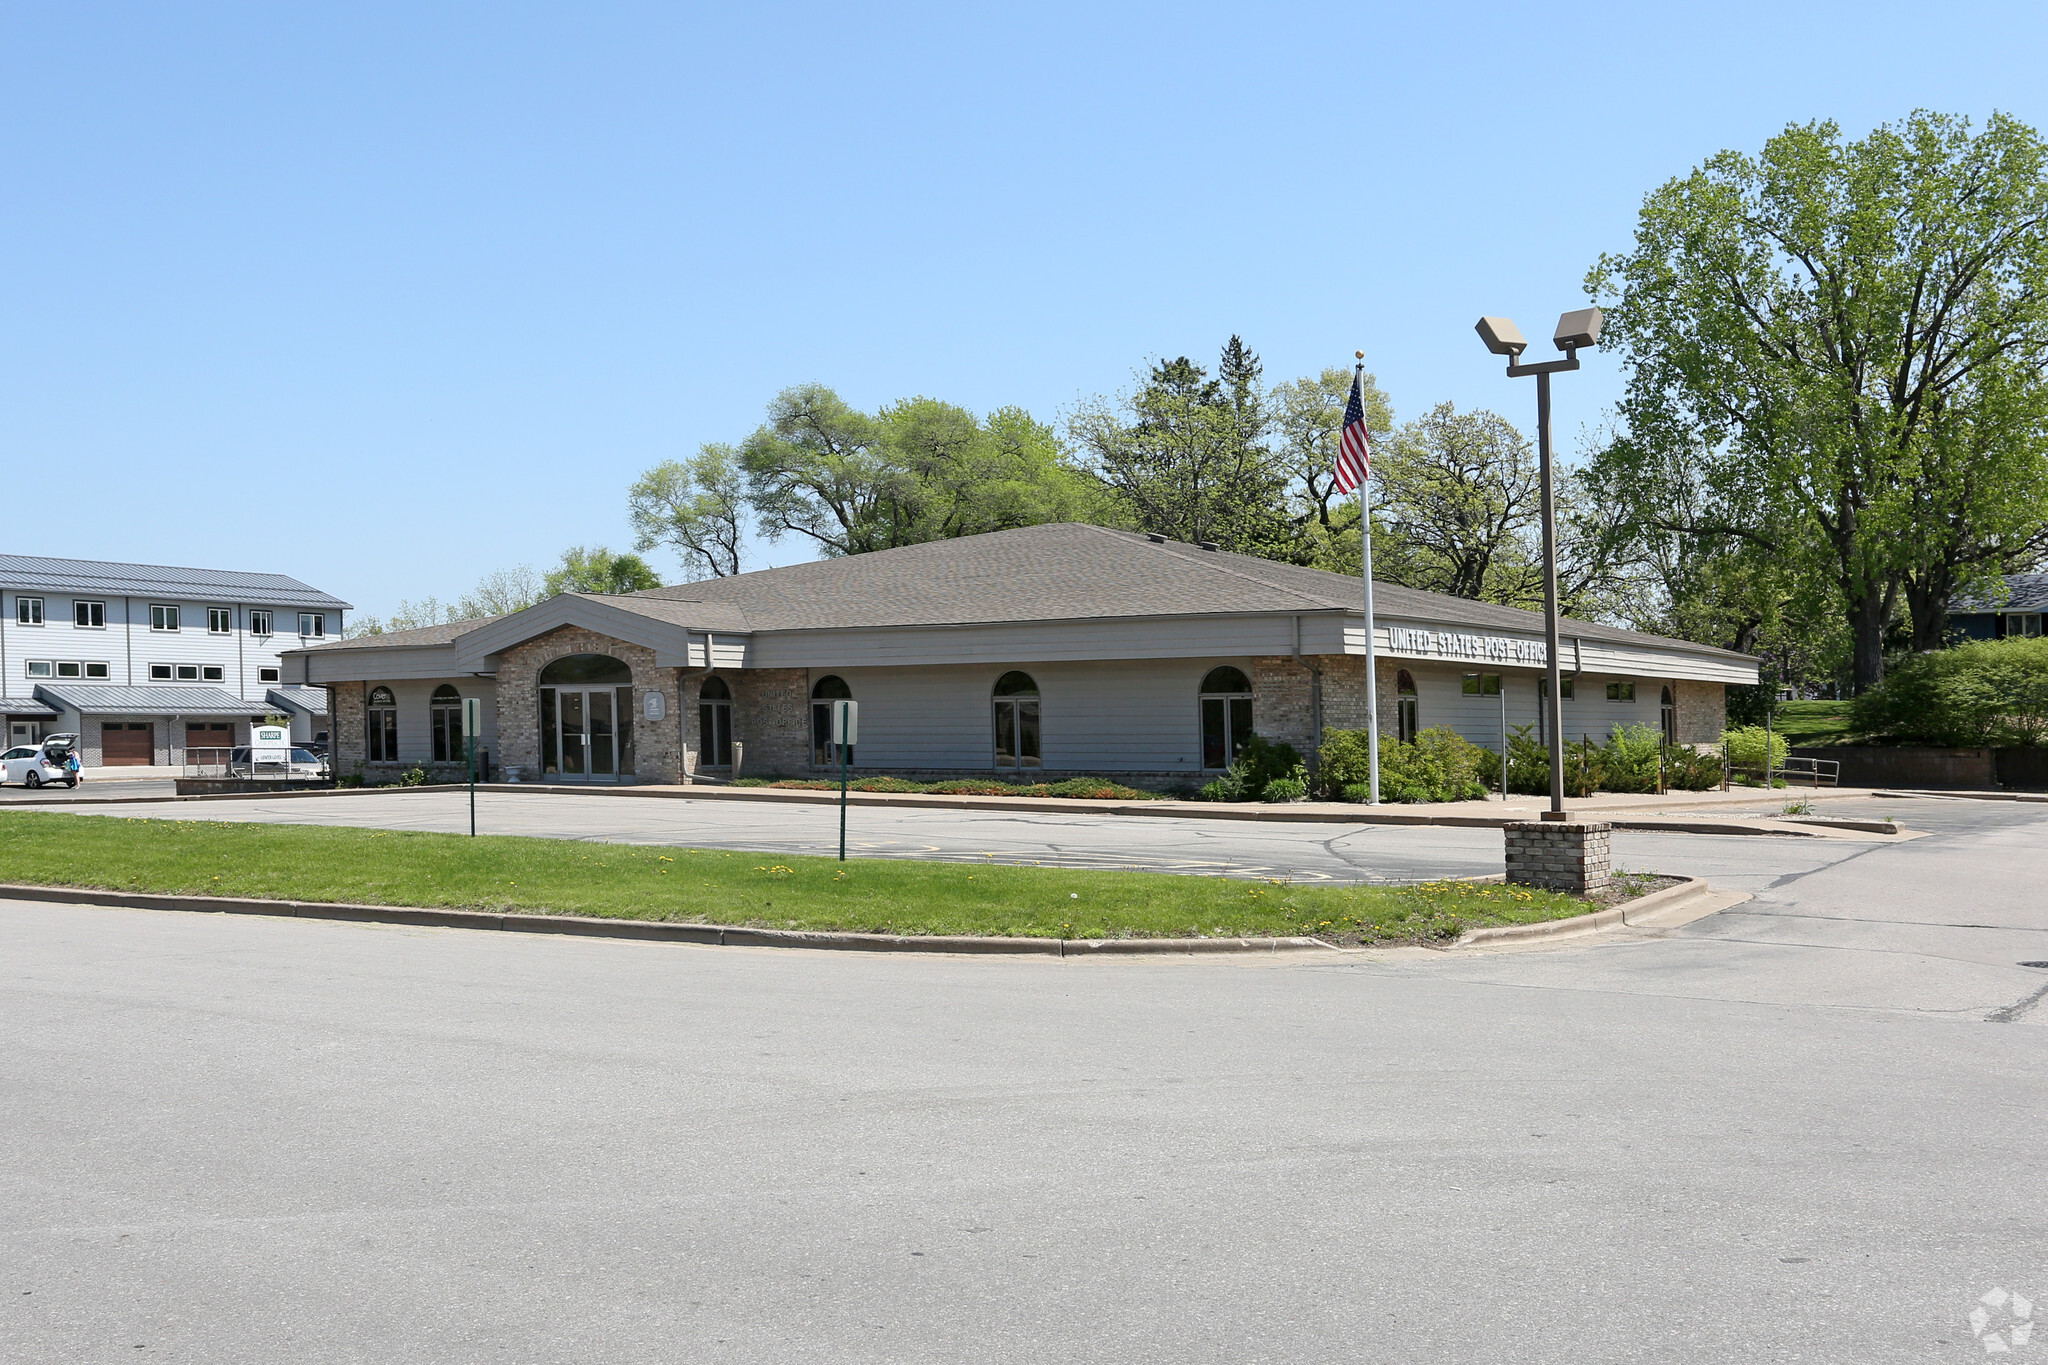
[1504,820,1611,894]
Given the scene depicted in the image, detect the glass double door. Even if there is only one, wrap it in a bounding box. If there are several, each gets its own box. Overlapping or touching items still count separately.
[540,686,634,781]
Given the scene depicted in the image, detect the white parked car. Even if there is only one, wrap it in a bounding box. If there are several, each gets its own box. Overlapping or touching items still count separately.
[226,746,329,779]
[2,739,81,789]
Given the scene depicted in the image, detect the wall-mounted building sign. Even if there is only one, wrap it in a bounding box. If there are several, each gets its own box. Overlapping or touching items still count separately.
[1386,626,1548,666]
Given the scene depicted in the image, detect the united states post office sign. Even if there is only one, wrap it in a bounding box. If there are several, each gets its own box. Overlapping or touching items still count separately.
[1386,626,1547,666]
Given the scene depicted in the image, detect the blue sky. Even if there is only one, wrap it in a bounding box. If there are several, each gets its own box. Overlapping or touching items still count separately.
[6,2,2045,619]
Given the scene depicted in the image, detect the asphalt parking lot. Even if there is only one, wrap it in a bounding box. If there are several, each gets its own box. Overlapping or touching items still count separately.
[22,798,1974,1326]
[23,784,1927,887]
[4,793,2046,1362]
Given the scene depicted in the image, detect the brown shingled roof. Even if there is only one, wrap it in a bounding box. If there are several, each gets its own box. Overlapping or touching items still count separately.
[625,523,1750,662]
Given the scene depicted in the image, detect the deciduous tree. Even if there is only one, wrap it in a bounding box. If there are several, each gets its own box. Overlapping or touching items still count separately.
[1589,110,2048,691]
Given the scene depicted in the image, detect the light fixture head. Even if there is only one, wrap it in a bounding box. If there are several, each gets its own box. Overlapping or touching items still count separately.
[1553,307,1603,352]
[1474,316,1527,357]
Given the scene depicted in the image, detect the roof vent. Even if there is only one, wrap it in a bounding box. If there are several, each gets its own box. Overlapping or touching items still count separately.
[1145,533,1166,544]
[1199,541,1219,552]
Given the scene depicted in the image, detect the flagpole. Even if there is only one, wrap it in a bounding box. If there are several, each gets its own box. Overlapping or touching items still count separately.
[1356,354,1381,806]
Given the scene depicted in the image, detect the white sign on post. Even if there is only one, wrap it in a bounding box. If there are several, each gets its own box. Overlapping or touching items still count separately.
[462,697,481,738]
[831,699,858,746]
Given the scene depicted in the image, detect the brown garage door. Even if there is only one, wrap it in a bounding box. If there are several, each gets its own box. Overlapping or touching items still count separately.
[186,722,232,760]
[102,723,153,765]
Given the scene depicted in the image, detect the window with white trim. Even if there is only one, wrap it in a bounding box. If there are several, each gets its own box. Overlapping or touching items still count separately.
[150,604,180,631]
[149,664,173,681]
[250,610,273,636]
[85,662,108,679]
[1607,681,1636,702]
[258,666,281,683]
[175,664,199,681]
[74,600,105,628]
[298,612,325,638]
[208,608,232,634]
[25,660,52,678]
[201,665,224,682]
[17,597,43,626]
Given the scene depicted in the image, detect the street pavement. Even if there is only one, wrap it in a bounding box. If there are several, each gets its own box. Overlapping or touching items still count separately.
[3,797,2046,1362]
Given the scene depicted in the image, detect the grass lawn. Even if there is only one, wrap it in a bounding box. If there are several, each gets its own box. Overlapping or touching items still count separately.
[1773,700,1859,747]
[0,810,1597,945]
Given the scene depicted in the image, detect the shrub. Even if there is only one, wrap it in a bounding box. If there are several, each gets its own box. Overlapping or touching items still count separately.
[1600,724,1665,794]
[1721,725,1790,771]
[1663,744,1724,790]
[399,766,431,787]
[849,776,925,792]
[1033,777,1163,800]
[1196,734,1302,802]
[1322,726,1489,803]
[925,779,1024,796]
[1510,723,1721,794]
[1850,637,2048,747]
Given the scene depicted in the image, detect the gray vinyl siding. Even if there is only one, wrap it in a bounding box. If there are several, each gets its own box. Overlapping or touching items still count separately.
[364,678,500,767]
[813,659,1250,774]
[1401,664,1679,750]
[1,589,321,698]
[757,617,1306,669]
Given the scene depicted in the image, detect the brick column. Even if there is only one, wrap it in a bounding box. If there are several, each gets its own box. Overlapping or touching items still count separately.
[735,669,810,775]
[1503,820,1611,894]
[1248,657,1315,753]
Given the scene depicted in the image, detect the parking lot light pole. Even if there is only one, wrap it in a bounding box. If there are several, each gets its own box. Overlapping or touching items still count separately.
[1475,308,1603,821]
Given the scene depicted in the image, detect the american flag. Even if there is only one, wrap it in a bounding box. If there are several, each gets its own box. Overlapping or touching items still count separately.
[1334,369,1371,494]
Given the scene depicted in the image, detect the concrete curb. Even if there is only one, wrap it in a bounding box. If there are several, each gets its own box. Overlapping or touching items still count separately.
[1453,876,1714,947]
[0,882,1331,957]
[0,876,1719,958]
[1874,789,2048,804]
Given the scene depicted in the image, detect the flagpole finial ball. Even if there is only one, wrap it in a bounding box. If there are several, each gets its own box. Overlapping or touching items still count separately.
[1355,350,1364,359]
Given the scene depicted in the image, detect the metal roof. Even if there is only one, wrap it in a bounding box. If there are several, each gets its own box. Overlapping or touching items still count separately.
[266,685,330,716]
[0,553,350,610]
[1952,572,2048,613]
[35,684,269,717]
[1,695,61,717]
[307,615,503,650]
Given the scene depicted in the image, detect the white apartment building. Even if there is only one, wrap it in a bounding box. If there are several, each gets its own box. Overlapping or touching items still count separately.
[0,554,350,767]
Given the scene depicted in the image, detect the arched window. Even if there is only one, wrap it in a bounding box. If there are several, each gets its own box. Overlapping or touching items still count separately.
[1660,685,1677,745]
[991,671,1040,769]
[698,675,733,767]
[366,686,398,763]
[1396,669,1418,744]
[430,684,464,763]
[811,675,853,767]
[1198,666,1253,770]
[540,654,632,685]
